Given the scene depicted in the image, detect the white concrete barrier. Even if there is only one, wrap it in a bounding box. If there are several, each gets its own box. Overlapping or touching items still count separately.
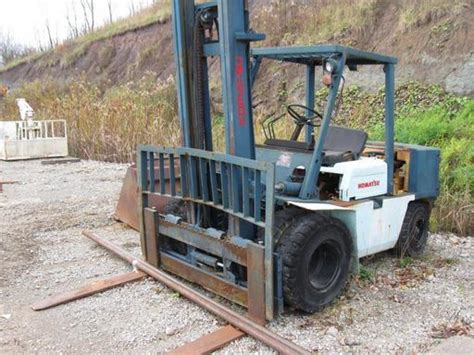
[0,120,68,160]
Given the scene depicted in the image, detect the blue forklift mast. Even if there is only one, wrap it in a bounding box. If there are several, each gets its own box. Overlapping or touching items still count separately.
[139,0,277,322]
[172,0,263,237]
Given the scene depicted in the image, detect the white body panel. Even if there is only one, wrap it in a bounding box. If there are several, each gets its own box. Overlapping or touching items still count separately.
[290,194,415,258]
[321,158,387,201]
[0,120,68,160]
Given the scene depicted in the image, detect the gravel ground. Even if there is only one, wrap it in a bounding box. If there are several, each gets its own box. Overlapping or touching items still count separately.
[0,159,472,353]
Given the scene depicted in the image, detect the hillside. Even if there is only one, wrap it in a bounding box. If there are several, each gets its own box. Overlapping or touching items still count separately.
[1,0,473,95]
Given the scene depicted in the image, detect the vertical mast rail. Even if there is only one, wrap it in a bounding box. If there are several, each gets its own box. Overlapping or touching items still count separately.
[384,63,395,195]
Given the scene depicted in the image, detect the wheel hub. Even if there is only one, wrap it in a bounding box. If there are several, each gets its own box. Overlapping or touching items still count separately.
[308,241,341,291]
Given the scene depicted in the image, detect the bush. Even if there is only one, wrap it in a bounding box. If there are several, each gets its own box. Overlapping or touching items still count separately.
[369,99,474,235]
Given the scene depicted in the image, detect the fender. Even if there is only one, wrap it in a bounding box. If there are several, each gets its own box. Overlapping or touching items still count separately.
[289,194,416,272]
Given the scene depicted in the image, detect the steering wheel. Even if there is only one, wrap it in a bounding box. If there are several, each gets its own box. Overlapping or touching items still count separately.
[287,104,323,127]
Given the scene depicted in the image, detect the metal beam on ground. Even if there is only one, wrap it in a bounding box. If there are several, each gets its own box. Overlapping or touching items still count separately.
[31,271,146,311]
[167,325,244,355]
[41,158,81,165]
[82,230,310,355]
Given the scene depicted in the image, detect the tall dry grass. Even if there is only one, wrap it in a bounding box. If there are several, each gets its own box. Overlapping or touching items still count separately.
[253,0,380,46]
[1,78,472,236]
[0,74,180,162]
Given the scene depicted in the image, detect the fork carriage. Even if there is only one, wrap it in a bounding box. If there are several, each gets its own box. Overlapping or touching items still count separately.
[138,146,278,321]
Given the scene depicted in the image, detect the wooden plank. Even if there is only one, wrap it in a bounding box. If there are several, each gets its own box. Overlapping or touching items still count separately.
[396,149,411,192]
[0,180,19,193]
[31,271,146,311]
[247,242,266,325]
[167,325,244,355]
[144,208,160,267]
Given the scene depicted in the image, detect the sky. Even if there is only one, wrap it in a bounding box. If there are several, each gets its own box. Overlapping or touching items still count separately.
[0,0,156,48]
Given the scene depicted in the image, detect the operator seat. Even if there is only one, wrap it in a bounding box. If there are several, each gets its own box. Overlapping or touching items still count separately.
[264,125,368,166]
[322,125,368,166]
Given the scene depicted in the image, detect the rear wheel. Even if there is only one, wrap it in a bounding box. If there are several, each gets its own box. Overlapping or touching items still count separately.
[277,213,353,313]
[395,202,430,257]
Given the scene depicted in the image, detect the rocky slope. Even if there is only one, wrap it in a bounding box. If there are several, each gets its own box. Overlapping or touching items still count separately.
[0,0,473,96]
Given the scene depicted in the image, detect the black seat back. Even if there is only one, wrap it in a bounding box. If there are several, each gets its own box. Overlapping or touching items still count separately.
[323,125,368,157]
[263,125,368,157]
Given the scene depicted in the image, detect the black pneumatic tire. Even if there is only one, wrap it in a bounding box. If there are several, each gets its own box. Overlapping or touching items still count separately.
[395,202,430,258]
[277,213,353,313]
[258,207,307,244]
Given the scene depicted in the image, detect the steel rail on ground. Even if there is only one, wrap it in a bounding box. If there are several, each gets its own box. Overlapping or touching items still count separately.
[82,230,310,355]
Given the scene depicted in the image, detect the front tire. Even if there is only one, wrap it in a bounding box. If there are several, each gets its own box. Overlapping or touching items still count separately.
[277,213,353,313]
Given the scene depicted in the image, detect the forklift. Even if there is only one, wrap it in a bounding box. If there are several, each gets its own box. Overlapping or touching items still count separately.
[135,0,440,322]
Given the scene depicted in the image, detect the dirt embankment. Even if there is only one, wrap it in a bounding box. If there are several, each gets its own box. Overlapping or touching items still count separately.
[0,1,473,95]
[0,21,175,89]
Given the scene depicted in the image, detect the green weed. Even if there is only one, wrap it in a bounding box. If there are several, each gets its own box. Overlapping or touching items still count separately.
[399,257,414,268]
[369,97,473,235]
[359,266,375,282]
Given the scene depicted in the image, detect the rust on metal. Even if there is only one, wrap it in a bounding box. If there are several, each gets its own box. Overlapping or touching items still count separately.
[144,207,160,267]
[114,163,179,230]
[330,200,358,207]
[31,271,146,311]
[115,165,141,229]
[161,252,248,307]
[159,219,248,266]
[167,325,244,355]
[246,243,266,325]
[82,230,310,354]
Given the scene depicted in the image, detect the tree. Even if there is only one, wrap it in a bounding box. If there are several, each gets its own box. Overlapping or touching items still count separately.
[129,0,136,16]
[79,0,95,33]
[66,0,80,39]
[0,31,36,66]
[44,19,56,49]
[107,0,113,23]
[88,0,95,31]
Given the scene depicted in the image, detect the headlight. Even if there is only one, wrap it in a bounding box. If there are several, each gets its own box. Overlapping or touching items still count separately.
[325,61,334,73]
[324,58,338,74]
